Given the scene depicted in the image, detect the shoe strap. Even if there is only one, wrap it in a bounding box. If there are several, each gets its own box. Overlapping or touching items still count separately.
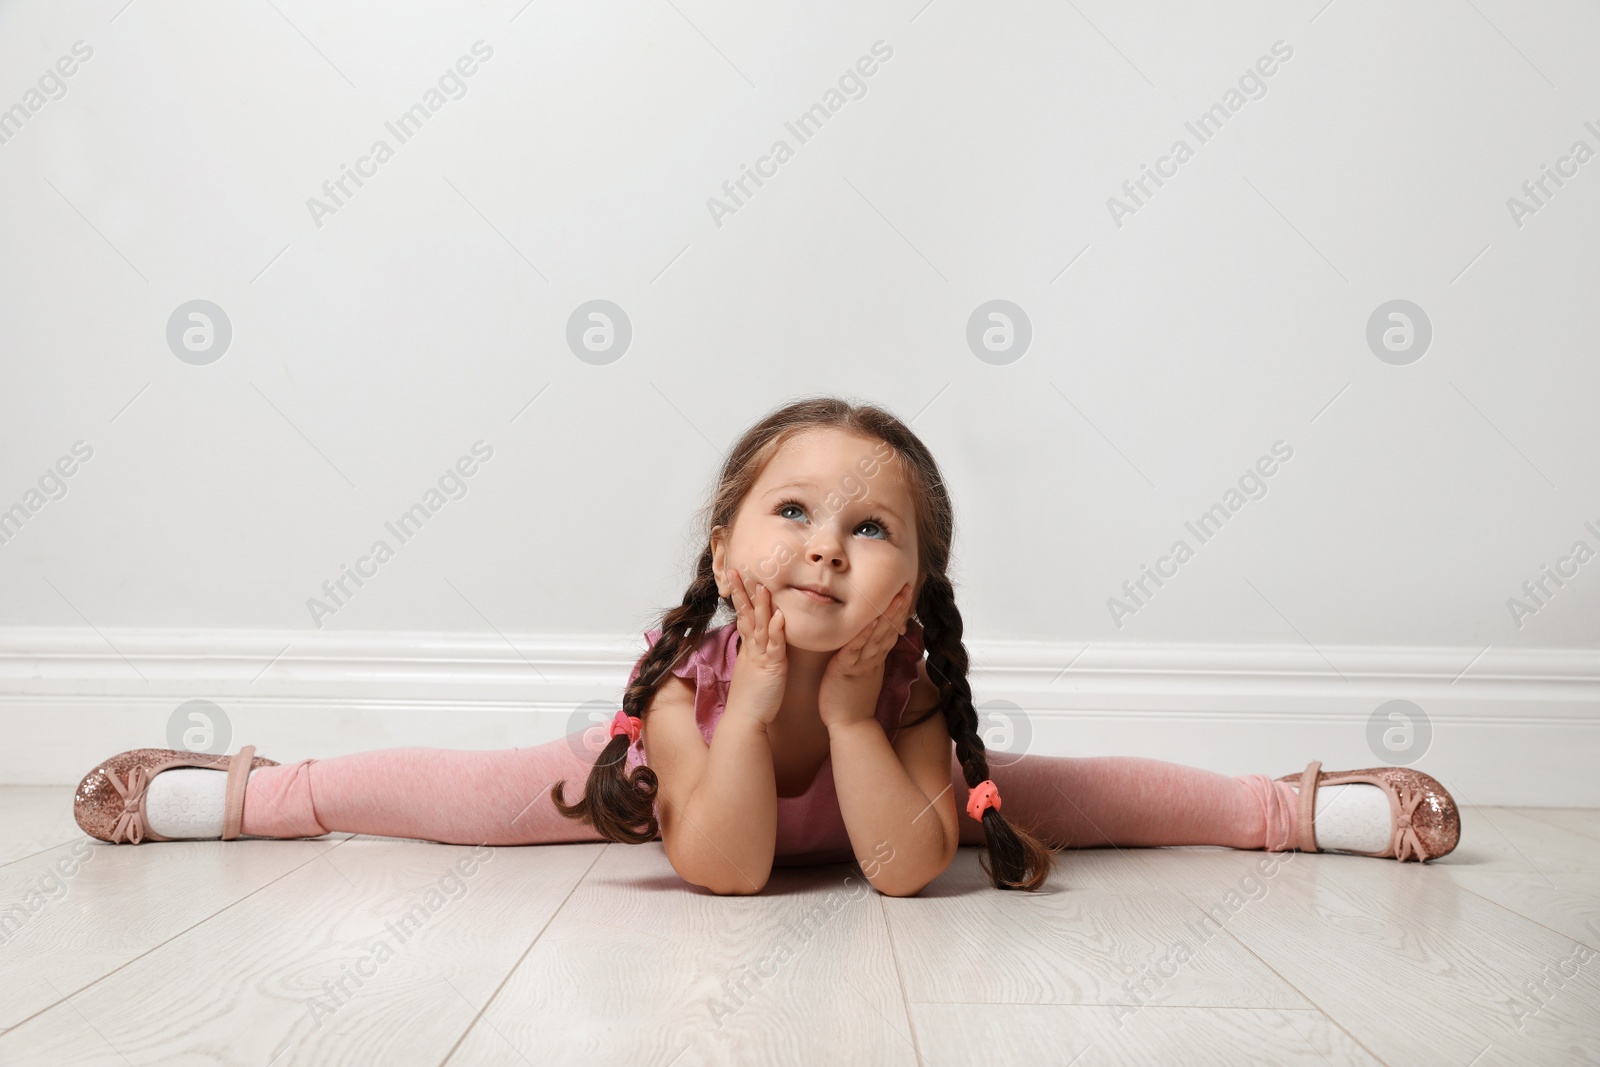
[221,745,256,841]
[1296,760,1321,853]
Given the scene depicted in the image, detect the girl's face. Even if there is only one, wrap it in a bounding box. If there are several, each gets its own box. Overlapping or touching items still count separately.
[711,427,921,652]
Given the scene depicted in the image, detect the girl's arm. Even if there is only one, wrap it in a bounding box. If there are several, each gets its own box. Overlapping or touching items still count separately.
[644,673,778,895]
[650,572,788,894]
[829,662,960,896]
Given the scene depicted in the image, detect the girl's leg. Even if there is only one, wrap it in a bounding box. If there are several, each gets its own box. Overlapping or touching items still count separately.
[951,753,1298,852]
[239,734,624,846]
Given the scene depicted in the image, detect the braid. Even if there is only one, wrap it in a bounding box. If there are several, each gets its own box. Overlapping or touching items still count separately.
[915,571,1056,891]
[551,544,724,842]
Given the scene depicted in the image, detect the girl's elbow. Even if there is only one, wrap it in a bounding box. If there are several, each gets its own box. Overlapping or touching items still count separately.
[870,864,945,897]
[872,848,955,897]
[695,863,769,895]
[872,871,939,897]
[665,838,771,895]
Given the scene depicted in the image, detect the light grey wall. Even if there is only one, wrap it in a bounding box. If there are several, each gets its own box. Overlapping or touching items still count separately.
[1,0,1595,654]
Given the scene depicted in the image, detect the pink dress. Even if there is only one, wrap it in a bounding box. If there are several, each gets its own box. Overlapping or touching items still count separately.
[622,620,927,865]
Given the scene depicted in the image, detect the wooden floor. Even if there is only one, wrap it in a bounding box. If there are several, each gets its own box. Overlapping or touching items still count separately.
[1,788,1597,1066]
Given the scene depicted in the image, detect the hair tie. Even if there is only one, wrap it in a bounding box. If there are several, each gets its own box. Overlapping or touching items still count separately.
[608,709,642,745]
[966,780,1001,821]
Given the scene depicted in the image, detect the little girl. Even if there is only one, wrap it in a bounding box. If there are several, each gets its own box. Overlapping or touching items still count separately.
[74,396,1460,894]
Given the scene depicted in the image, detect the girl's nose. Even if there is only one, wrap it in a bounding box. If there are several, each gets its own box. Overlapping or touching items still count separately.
[806,530,845,566]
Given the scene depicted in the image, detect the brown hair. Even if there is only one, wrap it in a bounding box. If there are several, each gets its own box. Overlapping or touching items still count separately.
[551,395,1056,890]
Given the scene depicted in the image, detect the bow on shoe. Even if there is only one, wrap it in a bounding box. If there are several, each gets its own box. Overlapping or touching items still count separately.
[105,765,153,845]
[1391,784,1429,862]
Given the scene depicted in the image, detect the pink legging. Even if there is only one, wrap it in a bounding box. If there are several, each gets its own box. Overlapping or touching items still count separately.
[239,735,1300,855]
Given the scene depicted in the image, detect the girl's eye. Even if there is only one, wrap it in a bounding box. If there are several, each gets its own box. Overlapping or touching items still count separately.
[775,498,891,540]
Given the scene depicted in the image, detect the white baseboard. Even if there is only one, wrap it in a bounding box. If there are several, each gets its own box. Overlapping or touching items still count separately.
[2,626,1596,805]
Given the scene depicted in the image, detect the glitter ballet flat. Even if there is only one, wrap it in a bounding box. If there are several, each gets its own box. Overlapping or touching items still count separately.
[1276,760,1461,862]
[74,746,279,844]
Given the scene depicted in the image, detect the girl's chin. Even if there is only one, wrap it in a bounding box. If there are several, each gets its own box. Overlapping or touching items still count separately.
[774,617,854,655]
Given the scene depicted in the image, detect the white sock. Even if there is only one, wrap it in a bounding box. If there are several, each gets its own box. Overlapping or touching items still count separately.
[1290,782,1391,853]
[144,767,259,839]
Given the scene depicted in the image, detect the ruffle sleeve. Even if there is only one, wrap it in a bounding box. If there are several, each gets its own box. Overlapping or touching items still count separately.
[630,626,723,690]
[880,617,927,739]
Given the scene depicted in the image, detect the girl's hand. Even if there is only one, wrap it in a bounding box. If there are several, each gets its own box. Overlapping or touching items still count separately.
[726,567,788,725]
[818,582,915,733]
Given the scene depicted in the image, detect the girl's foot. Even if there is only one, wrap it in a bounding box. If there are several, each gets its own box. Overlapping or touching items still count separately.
[1276,760,1460,861]
[74,746,279,844]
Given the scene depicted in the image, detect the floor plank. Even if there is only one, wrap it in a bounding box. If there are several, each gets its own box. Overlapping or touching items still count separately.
[446,842,919,1067]
[3,809,1596,1065]
[1436,806,1600,874]
[1172,848,1600,1065]
[0,786,83,867]
[0,834,358,1030]
[886,846,1311,1009]
[1439,870,1600,952]
[1513,807,1600,843]
[910,1004,1383,1066]
[0,838,602,1064]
